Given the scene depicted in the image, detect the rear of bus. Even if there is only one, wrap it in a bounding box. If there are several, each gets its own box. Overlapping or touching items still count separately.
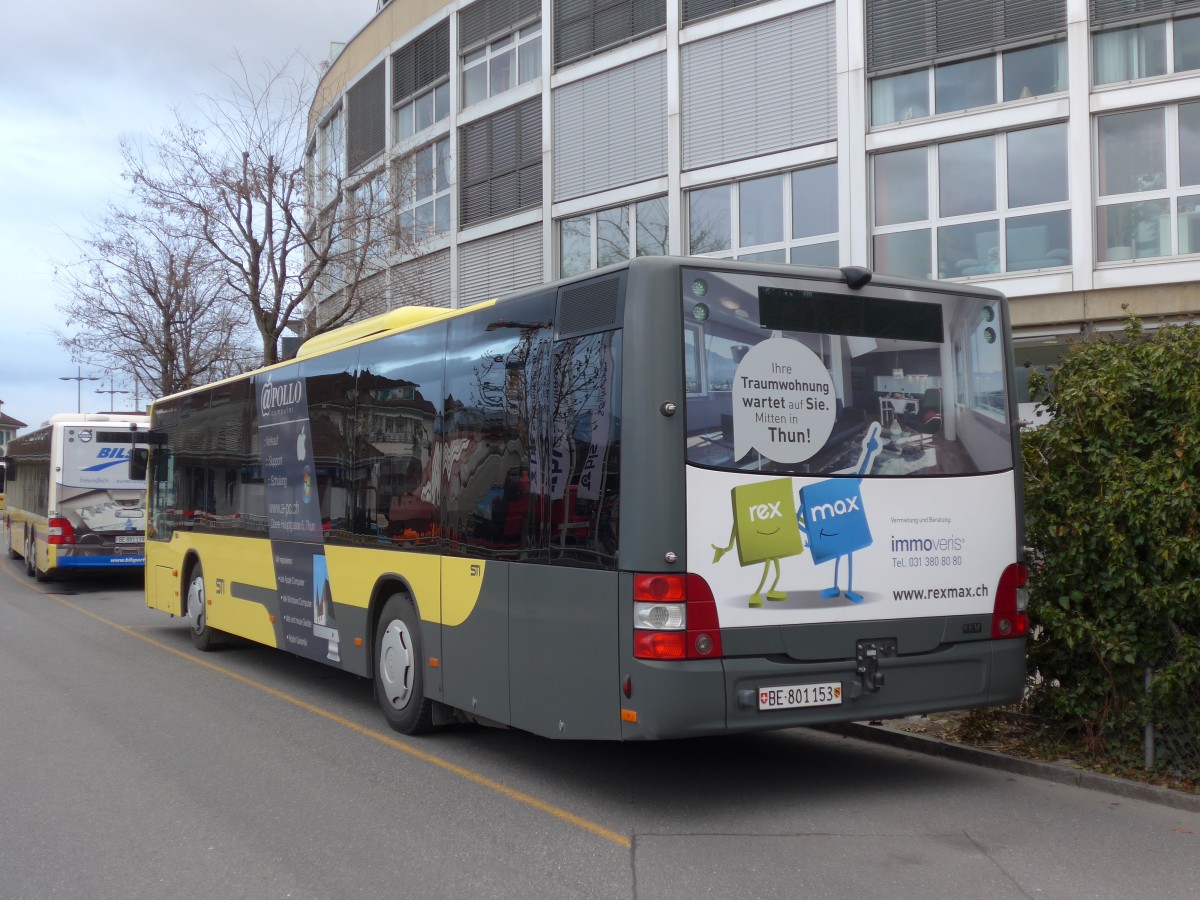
[617,259,1026,738]
[44,418,148,575]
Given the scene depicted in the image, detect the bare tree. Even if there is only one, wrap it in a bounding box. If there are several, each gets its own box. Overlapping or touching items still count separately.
[121,54,417,367]
[55,204,258,402]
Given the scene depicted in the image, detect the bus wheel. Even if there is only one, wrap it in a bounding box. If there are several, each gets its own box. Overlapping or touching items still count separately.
[185,561,218,651]
[375,594,434,735]
[24,534,35,578]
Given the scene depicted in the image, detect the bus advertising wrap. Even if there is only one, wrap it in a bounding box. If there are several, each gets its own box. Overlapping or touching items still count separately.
[255,368,342,666]
[690,464,1016,629]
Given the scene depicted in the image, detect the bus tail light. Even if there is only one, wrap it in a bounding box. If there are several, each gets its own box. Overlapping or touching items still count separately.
[992,563,1029,639]
[48,517,75,545]
[633,573,723,660]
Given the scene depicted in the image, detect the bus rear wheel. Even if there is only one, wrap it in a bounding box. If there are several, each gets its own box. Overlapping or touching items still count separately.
[375,593,434,735]
[186,561,219,651]
[23,533,35,578]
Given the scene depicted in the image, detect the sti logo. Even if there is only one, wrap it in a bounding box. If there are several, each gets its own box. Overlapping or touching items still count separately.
[83,447,131,472]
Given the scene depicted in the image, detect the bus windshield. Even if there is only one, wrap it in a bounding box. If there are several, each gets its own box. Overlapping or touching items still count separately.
[682,267,1013,477]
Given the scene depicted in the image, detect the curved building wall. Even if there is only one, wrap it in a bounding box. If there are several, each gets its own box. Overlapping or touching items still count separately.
[307,0,1200,363]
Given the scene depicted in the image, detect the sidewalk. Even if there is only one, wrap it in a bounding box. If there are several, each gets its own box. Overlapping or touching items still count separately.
[824,719,1200,814]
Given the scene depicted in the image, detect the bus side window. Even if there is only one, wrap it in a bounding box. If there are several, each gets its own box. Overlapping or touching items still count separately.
[548,331,620,568]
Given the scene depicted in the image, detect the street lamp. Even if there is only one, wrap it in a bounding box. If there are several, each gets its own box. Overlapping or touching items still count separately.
[59,366,101,414]
[95,375,130,413]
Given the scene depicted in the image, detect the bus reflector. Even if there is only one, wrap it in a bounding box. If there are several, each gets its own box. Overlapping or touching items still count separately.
[633,573,723,660]
[992,563,1029,639]
[47,518,75,545]
[621,709,638,723]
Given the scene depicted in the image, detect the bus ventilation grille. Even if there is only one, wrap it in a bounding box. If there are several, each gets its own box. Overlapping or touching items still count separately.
[556,276,622,338]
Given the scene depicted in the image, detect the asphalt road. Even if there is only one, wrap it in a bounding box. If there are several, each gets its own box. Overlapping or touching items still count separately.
[1,554,1198,899]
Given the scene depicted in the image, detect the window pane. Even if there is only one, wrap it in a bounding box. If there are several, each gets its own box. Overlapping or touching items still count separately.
[939,220,1000,278]
[939,137,995,217]
[414,91,435,132]
[789,241,839,266]
[435,139,451,191]
[1007,123,1068,207]
[435,194,451,234]
[1003,42,1067,100]
[415,146,434,200]
[874,148,928,226]
[738,249,786,262]
[415,201,435,235]
[435,82,450,120]
[560,216,592,276]
[1098,108,1166,196]
[1097,199,1170,261]
[1176,17,1200,72]
[873,229,932,279]
[490,49,514,96]
[1006,211,1071,271]
[1178,194,1200,253]
[1180,102,1200,187]
[689,186,731,254]
[935,57,996,113]
[464,63,487,106]
[635,196,669,256]
[1094,24,1167,85]
[739,174,784,247]
[519,35,541,82]
[792,163,837,239]
[870,70,928,125]
[597,207,629,267]
[396,103,415,141]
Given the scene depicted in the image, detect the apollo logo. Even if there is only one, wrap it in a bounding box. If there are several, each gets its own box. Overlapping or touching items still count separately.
[809,496,861,522]
[260,377,303,413]
[748,501,784,522]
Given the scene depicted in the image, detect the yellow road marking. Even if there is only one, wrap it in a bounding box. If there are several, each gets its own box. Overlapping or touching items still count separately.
[1,562,631,849]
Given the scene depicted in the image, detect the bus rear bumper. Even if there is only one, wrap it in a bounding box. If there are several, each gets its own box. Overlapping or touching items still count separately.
[620,639,1026,740]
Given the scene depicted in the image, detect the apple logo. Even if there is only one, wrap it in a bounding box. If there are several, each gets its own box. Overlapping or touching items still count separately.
[297,426,307,462]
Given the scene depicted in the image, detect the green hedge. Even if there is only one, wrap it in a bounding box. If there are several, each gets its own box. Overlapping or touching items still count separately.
[1022,319,1200,764]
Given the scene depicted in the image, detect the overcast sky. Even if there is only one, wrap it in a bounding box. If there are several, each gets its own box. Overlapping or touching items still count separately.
[0,1,373,436]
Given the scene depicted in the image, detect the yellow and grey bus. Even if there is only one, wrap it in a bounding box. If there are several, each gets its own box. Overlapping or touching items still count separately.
[142,257,1027,739]
[5,414,150,580]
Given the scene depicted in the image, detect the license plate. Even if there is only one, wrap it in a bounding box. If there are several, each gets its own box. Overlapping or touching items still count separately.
[115,535,144,544]
[758,681,842,711]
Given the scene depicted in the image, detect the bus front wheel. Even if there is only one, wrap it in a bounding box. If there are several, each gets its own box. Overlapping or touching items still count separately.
[375,593,434,735]
[186,561,219,651]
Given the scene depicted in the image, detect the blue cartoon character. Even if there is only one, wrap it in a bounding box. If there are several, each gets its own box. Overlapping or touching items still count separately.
[711,478,804,607]
[797,423,882,603]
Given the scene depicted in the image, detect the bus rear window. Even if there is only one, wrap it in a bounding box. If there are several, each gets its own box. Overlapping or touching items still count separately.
[682,268,1013,477]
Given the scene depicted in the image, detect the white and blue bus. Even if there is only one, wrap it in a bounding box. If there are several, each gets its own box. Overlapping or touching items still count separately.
[5,414,150,580]
[142,258,1026,739]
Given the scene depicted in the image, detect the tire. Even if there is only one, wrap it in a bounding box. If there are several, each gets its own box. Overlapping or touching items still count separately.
[185,560,219,651]
[24,533,35,578]
[374,593,434,735]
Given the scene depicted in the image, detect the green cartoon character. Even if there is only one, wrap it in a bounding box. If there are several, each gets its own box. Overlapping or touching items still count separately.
[711,478,805,607]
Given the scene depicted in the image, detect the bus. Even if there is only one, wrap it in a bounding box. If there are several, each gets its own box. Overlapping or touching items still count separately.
[142,257,1027,740]
[0,458,6,512]
[4,414,150,581]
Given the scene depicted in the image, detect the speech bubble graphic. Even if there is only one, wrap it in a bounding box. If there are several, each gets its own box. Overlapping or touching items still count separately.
[732,338,836,464]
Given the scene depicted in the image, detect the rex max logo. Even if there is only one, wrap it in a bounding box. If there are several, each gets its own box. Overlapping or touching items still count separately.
[747,500,785,523]
[808,494,862,523]
[82,447,132,472]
